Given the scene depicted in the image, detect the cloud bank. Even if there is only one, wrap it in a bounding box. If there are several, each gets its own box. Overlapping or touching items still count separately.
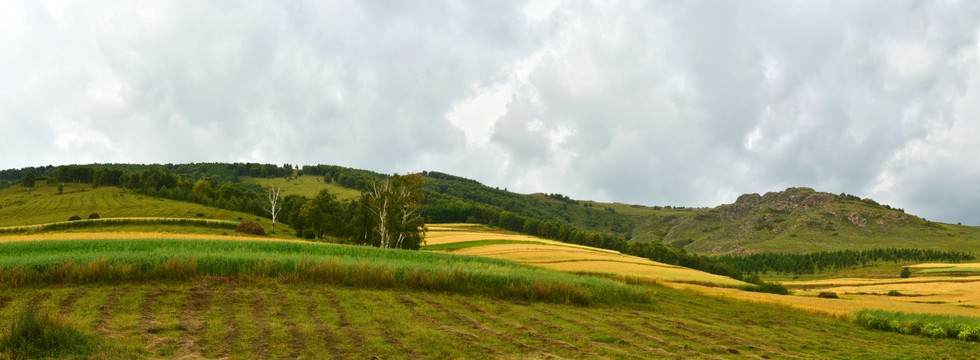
[3,1,980,224]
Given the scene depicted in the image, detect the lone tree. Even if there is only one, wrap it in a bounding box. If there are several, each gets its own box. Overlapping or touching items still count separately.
[900,267,911,278]
[22,172,35,191]
[363,173,426,249]
[261,186,282,232]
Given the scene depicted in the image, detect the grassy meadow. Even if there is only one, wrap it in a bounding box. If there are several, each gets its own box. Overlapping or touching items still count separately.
[240,176,361,201]
[4,275,979,358]
[0,182,293,236]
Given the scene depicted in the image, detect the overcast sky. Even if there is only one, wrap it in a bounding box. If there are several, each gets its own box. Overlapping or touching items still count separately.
[3,1,980,224]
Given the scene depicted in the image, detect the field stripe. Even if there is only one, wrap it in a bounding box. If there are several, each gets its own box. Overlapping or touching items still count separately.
[323,289,370,358]
[367,294,419,359]
[303,290,344,360]
[217,287,241,358]
[59,289,87,316]
[416,294,533,353]
[396,294,502,357]
[95,287,126,336]
[176,280,214,358]
[249,290,273,359]
[273,285,307,358]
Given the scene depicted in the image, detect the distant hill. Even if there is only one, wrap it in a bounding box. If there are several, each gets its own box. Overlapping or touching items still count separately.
[3,163,977,255]
[628,187,980,254]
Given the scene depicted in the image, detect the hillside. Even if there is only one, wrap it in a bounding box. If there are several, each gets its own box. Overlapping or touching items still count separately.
[635,187,980,254]
[0,181,293,236]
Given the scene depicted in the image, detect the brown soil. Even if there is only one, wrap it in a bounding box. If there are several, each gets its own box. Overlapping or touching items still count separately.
[96,287,126,336]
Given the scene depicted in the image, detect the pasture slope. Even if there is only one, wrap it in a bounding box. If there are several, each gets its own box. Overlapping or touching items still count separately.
[0,182,293,236]
[240,175,361,201]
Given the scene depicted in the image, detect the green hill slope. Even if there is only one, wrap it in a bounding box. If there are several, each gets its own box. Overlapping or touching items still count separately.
[0,182,291,235]
[633,187,980,254]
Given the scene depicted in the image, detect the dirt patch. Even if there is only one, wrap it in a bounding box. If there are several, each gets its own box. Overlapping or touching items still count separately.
[59,289,87,315]
[302,290,343,360]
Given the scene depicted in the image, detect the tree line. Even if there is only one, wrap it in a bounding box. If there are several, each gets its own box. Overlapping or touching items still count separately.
[716,248,976,275]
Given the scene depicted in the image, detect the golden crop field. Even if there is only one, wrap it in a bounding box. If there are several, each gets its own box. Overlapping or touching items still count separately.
[669,282,980,318]
[0,232,302,243]
[425,224,747,287]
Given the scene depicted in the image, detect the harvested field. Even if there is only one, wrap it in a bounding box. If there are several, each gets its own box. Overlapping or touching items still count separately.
[426,224,746,287]
[2,280,971,359]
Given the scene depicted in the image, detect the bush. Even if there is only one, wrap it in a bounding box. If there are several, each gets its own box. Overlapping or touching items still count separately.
[68,215,81,221]
[887,290,902,296]
[900,267,911,278]
[739,281,789,295]
[235,221,266,236]
[0,305,98,358]
[87,212,100,220]
[817,291,839,299]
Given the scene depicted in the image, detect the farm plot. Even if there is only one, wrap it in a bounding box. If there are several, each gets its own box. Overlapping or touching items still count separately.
[1,280,977,359]
[424,224,746,287]
[0,182,290,235]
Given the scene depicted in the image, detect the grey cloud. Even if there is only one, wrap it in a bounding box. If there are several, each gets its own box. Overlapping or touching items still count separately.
[4,1,980,224]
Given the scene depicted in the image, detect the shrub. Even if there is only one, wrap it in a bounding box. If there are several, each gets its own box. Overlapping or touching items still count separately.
[900,267,911,278]
[88,212,100,220]
[739,281,789,295]
[235,221,266,236]
[68,215,81,221]
[0,305,98,358]
[887,290,902,296]
[817,291,838,299]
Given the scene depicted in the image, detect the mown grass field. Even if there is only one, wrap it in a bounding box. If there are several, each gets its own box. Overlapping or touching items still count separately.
[4,278,980,359]
[240,176,361,201]
[424,224,746,287]
[0,182,293,236]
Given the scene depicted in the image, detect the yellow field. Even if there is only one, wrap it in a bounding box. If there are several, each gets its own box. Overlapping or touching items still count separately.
[908,262,980,268]
[669,282,980,318]
[0,232,304,243]
[426,224,747,287]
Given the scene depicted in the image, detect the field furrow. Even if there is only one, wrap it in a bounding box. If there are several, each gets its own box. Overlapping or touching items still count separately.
[303,290,344,360]
[59,289,87,316]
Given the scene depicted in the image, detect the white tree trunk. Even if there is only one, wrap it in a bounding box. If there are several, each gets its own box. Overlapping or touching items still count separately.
[261,186,282,232]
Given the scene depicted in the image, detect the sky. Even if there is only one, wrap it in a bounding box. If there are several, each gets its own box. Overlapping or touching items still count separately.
[3,1,980,225]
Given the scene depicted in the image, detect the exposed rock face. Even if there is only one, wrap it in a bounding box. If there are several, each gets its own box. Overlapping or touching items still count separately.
[724,187,835,219]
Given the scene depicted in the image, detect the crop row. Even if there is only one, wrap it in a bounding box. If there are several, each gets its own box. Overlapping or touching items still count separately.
[0,218,239,235]
[855,309,980,342]
[0,238,651,305]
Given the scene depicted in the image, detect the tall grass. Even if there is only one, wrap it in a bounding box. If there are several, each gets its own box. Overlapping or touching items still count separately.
[0,304,99,359]
[0,238,652,305]
[0,217,239,235]
[854,309,980,342]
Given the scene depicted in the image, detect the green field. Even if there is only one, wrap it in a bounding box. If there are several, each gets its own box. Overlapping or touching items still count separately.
[0,240,976,359]
[0,182,293,236]
[240,176,361,201]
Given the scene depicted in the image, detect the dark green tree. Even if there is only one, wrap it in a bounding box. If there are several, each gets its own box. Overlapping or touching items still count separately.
[900,267,911,278]
[21,172,35,189]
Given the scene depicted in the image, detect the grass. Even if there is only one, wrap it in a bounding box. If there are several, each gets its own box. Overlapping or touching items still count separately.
[422,239,570,251]
[0,217,239,235]
[0,182,294,237]
[854,309,980,342]
[240,175,361,201]
[2,280,978,359]
[0,237,651,305]
[0,304,103,359]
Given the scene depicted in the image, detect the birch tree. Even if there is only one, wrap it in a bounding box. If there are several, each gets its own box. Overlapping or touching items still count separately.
[261,186,282,232]
[363,173,426,249]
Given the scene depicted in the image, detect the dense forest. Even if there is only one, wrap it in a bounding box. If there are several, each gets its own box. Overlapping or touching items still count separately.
[717,248,975,275]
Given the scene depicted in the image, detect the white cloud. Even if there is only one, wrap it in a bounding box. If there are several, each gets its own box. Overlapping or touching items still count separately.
[3,1,980,224]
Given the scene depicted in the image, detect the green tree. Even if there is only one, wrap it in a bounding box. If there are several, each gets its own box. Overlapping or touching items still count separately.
[299,189,343,239]
[900,267,911,278]
[21,172,35,189]
[363,173,426,249]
